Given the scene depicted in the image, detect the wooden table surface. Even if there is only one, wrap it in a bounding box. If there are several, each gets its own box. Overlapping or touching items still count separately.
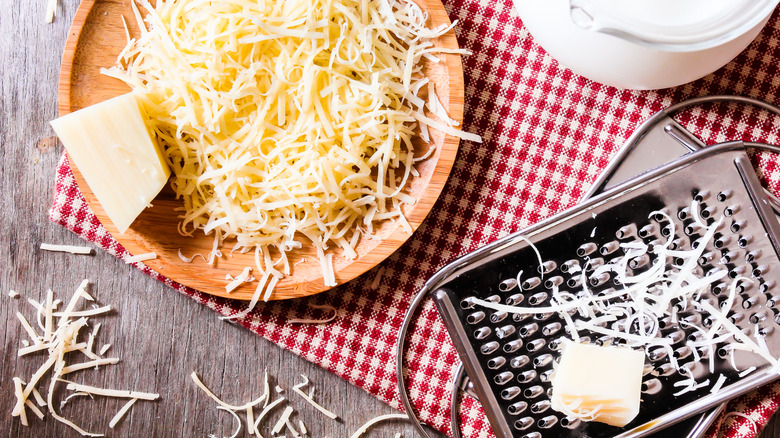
[2,1,780,438]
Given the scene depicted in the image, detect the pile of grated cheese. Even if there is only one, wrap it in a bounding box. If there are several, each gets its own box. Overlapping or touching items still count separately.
[10,280,159,436]
[103,0,479,299]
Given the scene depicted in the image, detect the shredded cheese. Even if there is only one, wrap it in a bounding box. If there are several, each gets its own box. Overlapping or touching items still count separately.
[40,243,93,255]
[104,0,477,290]
[108,398,138,428]
[10,280,158,434]
[349,413,409,438]
[124,252,157,263]
[9,289,19,298]
[292,375,339,420]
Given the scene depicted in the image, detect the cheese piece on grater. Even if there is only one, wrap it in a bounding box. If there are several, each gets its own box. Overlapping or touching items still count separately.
[550,341,645,427]
[51,93,170,234]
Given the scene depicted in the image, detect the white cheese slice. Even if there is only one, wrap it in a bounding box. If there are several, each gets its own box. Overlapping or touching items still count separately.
[50,93,170,234]
[550,341,644,427]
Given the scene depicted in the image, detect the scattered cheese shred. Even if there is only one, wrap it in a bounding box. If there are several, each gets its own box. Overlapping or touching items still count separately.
[45,0,57,23]
[9,289,19,298]
[287,304,338,324]
[272,406,294,435]
[217,406,243,438]
[349,413,409,438]
[10,280,158,435]
[225,267,254,293]
[190,372,268,411]
[292,375,340,420]
[104,0,478,287]
[124,252,157,263]
[108,398,137,429]
[40,243,93,255]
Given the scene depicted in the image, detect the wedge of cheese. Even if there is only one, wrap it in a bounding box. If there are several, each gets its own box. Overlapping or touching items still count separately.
[550,341,645,427]
[51,93,170,233]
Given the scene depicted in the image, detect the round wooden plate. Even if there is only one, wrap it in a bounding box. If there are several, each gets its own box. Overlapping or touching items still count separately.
[58,0,464,300]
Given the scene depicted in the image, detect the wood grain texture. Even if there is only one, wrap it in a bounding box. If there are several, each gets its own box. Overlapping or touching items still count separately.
[57,0,464,301]
[0,1,444,437]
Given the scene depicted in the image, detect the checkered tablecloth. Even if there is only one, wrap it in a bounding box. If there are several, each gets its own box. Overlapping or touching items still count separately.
[51,0,780,436]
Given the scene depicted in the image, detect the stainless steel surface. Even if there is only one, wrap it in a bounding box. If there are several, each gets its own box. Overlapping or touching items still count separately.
[428,142,780,437]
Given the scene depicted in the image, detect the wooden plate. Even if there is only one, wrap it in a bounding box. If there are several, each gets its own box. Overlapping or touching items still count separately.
[58,0,463,300]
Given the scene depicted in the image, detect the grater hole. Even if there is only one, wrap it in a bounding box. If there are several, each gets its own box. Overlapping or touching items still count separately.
[700,206,716,219]
[730,220,745,233]
[499,278,518,292]
[485,294,501,303]
[560,417,580,429]
[759,325,774,336]
[767,295,780,308]
[750,311,767,324]
[507,401,528,415]
[699,252,714,266]
[487,356,506,369]
[739,235,752,248]
[616,224,637,239]
[655,363,675,376]
[742,297,756,310]
[522,277,541,290]
[642,378,662,394]
[534,312,554,321]
[577,242,597,257]
[728,313,743,324]
[494,371,514,385]
[670,238,684,250]
[717,345,732,359]
[502,386,521,401]
[523,385,544,399]
[539,369,554,383]
[724,205,739,217]
[497,325,517,339]
[510,355,530,368]
[717,190,732,202]
[678,207,691,220]
[549,338,564,351]
[600,241,619,255]
[684,224,699,236]
[567,276,582,288]
[513,313,532,323]
[544,276,563,289]
[729,266,747,279]
[542,322,562,336]
[673,257,685,267]
[760,281,776,294]
[660,225,673,237]
[537,415,558,429]
[514,417,533,430]
[647,347,667,362]
[775,313,780,325]
[526,339,546,352]
[589,272,610,287]
[528,292,548,306]
[638,224,657,238]
[673,346,691,360]
[712,283,726,295]
[533,354,553,368]
[504,340,523,354]
[587,257,605,271]
[714,234,730,249]
[506,293,524,306]
[473,327,491,340]
[531,400,551,414]
[466,312,485,325]
[694,190,710,202]
[490,311,508,324]
[480,342,499,355]
[519,323,539,337]
[538,260,557,274]
[518,370,537,384]
[628,254,649,269]
[459,297,475,309]
[652,209,670,222]
[746,250,761,263]
[560,259,579,273]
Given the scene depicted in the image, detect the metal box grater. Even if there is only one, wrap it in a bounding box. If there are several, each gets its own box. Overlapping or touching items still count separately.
[431,142,780,438]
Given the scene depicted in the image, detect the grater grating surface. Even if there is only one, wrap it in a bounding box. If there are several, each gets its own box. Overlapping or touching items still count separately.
[433,144,780,437]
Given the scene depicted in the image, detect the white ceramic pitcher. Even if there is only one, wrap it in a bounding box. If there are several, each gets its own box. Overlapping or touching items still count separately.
[512,0,779,89]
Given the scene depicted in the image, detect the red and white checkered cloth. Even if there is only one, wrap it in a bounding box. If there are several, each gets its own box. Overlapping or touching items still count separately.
[50,1,780,436]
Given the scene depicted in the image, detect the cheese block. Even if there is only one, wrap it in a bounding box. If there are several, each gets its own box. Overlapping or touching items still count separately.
[550,341,645,427]
[51,93,170,233]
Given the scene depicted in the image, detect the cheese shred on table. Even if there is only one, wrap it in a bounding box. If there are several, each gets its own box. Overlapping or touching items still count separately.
[103,0,477,293]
